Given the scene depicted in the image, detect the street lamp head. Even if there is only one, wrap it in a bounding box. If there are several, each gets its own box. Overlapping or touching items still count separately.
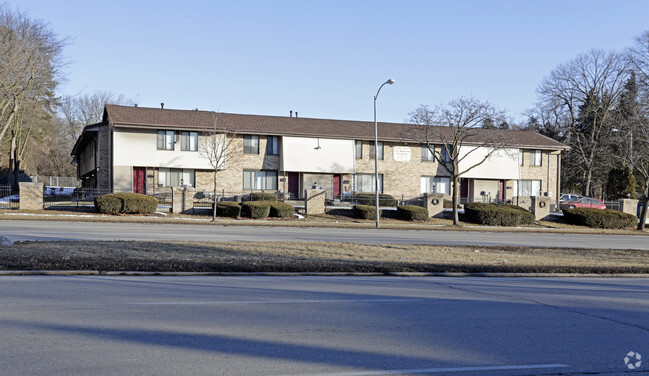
[386,79,395,85]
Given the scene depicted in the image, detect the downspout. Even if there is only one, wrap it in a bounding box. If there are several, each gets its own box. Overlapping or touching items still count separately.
[557,152,562,208]
[546,151,550,197]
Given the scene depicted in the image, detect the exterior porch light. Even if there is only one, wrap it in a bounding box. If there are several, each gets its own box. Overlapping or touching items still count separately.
[373,78,395,228]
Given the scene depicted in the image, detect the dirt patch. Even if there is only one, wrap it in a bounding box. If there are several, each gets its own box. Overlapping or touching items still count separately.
[0,241,647,274]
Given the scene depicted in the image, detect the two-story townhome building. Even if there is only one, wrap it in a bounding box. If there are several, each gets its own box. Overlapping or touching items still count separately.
[71,104,569,205]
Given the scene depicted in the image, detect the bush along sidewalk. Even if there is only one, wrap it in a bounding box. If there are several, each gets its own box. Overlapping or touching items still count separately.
[464,202,534,226]
[563,208,637,229]
[95,193,158,215]
[397,205,429,221]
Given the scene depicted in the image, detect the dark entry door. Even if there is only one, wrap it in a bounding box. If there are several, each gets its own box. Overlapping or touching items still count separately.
[133,167,146,194]
[287,172,299,199]
[333,174,341,199]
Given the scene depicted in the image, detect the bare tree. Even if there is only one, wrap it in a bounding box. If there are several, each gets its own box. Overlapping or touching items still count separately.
[626,31,649,230]
[0,5,64,186]
[59,90,131,141]
[537,50,628,197]
[409,97,508,225]
[198,113,238,221]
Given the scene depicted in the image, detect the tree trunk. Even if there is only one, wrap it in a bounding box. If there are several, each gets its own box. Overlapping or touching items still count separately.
[638,181,649,231]
[212,169,217,222]
[452,175,460,225]
[8,131,17,191]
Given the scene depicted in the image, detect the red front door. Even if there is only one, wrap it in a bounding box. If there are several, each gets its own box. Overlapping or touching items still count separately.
[333,174,341,199]
[133,167,146,194]
[287,172,299,199]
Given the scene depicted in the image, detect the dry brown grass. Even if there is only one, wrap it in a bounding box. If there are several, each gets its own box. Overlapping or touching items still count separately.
[1,240,647,274]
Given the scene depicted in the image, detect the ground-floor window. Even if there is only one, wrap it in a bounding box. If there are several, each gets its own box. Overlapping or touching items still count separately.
[158,168,195,187]
[353,173,383,193]
[420,176,450,194]
[514,179,541,197]
[243,170,278,190]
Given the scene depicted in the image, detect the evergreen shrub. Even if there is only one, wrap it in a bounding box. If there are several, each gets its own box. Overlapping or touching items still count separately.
[353,204,381,219]
[563,208,637,229]
[249,192,278,201]
[396,205,429,221]
[241,201,271,219]
[216,201,242,218]
[268,201,295,217]
[354,193,398,207]
[464,202,534,226]
[94,193,158,215]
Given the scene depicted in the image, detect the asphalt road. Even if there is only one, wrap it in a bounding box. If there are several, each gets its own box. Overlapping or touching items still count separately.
[1,220,649,249]
[0,276,647,376]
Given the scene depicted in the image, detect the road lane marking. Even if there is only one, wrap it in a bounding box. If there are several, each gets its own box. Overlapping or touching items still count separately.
[127,298,422,305]
[278,363,569,376]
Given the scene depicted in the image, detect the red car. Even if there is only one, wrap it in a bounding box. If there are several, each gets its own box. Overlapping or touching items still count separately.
[560,196,606,210]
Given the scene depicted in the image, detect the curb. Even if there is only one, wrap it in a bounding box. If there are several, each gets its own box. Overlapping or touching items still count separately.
[0,270,648,278]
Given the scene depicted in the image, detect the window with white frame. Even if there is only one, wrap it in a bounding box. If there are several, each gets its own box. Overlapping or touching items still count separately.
[266,136,279,155]
[369,141,384,160]
[421,144,434,161]
[353,173,383,193]
[355,140,363,159]
[420,176,450,194]
[440,146,451,162]
[157,130,175,150]
[243,135,259,154]
[158,168,194,187]
[514,180,541,197]
[519,149,524,166]
[180,131,198,151]
[530,149,542,166]
[243,170,278,190]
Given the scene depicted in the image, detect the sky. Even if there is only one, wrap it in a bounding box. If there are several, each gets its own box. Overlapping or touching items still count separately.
[6,0,649,124]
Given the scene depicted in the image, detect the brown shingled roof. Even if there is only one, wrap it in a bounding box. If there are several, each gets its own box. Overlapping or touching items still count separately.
[104,105,569,150]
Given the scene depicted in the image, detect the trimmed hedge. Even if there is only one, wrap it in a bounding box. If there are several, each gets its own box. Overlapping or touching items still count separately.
[249,192,278,202]
[268,201,295,217]
[241,201,271,219]
[353,204,381,219]
[216,201,242,218]
[94,193,158,215]
[464,202,534,226]
[397,205,429,221]
[355,193,398,207]
[563,208,637,229]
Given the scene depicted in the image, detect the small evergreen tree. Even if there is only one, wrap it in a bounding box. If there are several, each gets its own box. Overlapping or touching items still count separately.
[606,165,636,200]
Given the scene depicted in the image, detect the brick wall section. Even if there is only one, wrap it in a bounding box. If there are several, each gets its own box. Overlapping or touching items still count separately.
[305,189,326,214]
[354,141,450,201]
[531,196,551,220]
[97,124,111,192]
[619,199,639,217]
[423,193,447,218]
[516,150,561,202]
[172,187,195,214]
[195,135,280,194]
[19,182,44,210]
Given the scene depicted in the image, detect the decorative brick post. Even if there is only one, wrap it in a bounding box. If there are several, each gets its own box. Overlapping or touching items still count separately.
[619,198,639,217]
[304,189,326,215]
[172,187,195,214]
[424,193,446,218]
[531,196,551,221]
[19,182,44,211]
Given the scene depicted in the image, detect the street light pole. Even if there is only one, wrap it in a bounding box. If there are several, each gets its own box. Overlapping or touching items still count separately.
[373,78,395,228]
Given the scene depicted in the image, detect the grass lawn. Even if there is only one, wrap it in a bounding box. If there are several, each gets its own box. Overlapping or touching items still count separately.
[0,240,647,274]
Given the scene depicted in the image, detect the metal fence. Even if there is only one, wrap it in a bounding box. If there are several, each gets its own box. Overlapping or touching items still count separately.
[41,187,174,209]
[604,201,620,211]
[0,184,18,209]
[31,176,80,187]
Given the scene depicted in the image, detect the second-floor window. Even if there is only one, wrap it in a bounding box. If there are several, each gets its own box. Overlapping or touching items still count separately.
[421,144,434,161]
[370,141,384,160]
[157,130,175,150]
[244,135,259,154]
[266,136,279,155]
[355,140,363,159]
[181,131,198,151]
[530,149,542,166]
